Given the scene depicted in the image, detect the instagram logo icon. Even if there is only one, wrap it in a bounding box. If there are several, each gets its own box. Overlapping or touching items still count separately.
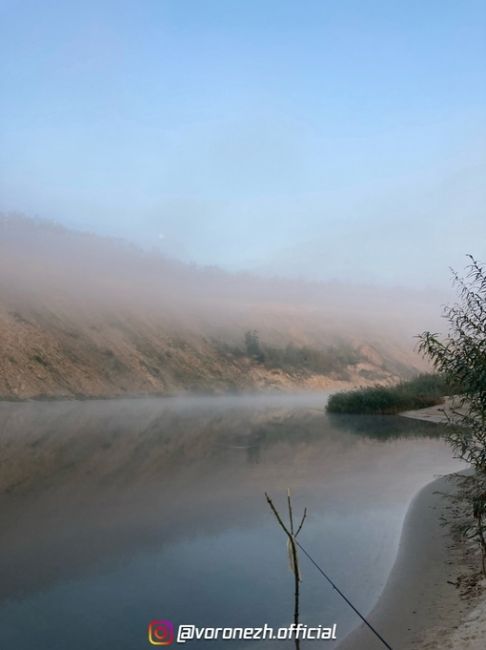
[148,620,174,646]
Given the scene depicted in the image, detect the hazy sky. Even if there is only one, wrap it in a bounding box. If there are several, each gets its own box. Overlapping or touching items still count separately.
[1,0,485,287]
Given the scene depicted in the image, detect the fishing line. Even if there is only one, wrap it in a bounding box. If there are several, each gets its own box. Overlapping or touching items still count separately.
[296,540,394,650]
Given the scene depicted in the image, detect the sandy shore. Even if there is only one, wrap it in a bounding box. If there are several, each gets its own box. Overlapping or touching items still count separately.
[338,403,485,650]
[400,397,464,425]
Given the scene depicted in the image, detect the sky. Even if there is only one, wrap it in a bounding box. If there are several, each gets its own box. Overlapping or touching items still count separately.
[1,0,485,287]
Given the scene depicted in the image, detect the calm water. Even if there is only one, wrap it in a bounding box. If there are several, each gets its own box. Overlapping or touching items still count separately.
[0,394,464,649]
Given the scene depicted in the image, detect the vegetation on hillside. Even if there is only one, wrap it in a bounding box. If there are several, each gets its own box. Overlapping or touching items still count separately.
[326,373,451,415]
[219,330,362,379]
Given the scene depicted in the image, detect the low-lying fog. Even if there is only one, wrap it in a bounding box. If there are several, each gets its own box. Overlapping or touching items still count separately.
[0,214,449,354]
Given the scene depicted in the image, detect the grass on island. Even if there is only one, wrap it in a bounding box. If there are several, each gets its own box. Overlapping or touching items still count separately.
[326,373,452,415]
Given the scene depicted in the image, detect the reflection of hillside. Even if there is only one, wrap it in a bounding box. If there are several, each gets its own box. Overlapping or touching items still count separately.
[0,399,324,496]
[0,396,456,605]
[0,398,442,497]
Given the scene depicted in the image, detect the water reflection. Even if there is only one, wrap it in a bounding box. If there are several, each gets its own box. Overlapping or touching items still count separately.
[327,412,442,440]
[0,395,464,649]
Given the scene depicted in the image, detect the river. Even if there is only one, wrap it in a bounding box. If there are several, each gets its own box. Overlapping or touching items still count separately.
[0,394,464,649]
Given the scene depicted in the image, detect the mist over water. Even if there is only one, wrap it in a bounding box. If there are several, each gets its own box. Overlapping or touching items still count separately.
[0,395,464,649]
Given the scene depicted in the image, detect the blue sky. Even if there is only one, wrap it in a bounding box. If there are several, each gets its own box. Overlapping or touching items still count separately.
[1,0,485,286]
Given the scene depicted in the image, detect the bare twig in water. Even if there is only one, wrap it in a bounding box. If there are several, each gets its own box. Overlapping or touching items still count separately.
[265,490,307,650]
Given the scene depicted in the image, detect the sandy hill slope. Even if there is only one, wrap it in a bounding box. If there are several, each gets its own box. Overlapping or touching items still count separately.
[0,215,440,399]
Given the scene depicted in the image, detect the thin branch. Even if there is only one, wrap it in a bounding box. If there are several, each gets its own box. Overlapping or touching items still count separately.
[265,492,291,537]
[287,488,295,535]
[295,508,307,537]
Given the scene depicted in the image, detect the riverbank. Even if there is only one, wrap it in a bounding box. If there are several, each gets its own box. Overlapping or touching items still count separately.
[338,472,486,649]
[400,396,464,424]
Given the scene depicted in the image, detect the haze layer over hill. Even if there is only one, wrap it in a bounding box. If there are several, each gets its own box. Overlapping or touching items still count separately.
[0,215,443,399]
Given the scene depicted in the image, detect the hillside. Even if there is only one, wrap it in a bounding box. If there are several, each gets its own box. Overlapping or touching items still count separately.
[0,215,438,400]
